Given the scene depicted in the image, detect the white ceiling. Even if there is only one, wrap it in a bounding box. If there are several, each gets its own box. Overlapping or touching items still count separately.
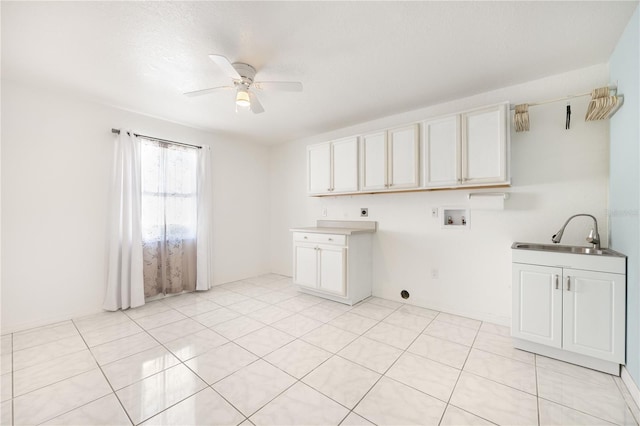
[2,1,637,144]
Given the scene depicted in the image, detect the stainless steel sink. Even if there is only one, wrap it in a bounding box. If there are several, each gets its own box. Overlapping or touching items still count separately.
[512,242,624,257]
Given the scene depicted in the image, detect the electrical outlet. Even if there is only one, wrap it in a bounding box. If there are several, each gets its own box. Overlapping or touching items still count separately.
[321,207,327,217]
[431,269,439,279]
[360,208,368,217]
[431,208,438,218]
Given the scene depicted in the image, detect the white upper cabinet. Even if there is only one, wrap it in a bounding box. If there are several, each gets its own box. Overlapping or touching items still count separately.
[461,104,508,185]
[307,144,331,195]
[361,132,388,191]
[423,116,460,187]
[307,137,358,195]
[307,102,509,196]
[388,125,420,189]
[361,125,419,191]
[332,137,359,193]
[422,103,509,189]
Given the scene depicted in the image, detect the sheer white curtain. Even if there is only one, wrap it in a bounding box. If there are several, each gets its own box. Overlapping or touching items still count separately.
[104,131,145,311]
[196,146,213,291]
[141,140,198,297]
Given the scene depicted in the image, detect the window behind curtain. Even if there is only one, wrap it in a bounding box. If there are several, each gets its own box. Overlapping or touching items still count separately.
[141,139,198,297]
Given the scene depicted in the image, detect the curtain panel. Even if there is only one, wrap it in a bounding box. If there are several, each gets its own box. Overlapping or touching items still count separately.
[196,146,213,291]
[103,131,145,311]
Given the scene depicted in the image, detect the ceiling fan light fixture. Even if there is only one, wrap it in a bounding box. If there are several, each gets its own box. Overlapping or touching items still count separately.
[236,89,251,107]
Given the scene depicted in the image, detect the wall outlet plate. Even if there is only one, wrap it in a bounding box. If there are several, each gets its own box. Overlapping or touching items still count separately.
[431,208,438,218]
[360,208,368,217]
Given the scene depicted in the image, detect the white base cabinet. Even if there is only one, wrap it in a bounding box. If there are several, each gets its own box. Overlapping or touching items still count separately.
[291,224,374,305]
[512,246,626,374]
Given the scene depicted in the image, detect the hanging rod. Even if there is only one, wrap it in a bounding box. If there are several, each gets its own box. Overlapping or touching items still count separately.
[111,129,202,149]
[509,85,620,110]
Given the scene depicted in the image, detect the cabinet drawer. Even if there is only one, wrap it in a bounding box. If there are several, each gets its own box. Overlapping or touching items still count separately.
[293,232,346,246]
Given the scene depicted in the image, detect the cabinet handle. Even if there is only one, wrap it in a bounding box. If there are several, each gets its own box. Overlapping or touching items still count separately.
[327,188,331,192]
[328,238,333,241]
[566,276,571,291]
[554,274,559,289]
[303,236,308,239]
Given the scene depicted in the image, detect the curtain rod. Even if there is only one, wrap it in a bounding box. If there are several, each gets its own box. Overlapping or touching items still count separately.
[509,85,619,111]
[111,129,202,149]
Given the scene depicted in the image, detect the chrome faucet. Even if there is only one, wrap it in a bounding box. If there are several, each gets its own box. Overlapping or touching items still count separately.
[551,214,600,249]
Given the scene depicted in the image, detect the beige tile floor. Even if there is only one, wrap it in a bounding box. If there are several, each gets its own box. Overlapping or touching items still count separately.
[1,274,639,425]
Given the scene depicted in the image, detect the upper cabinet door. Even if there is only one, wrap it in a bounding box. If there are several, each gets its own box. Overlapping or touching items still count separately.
[461,103,508,185]
[361,132,388,191]
[332,137,359,193]
[307,144,331,195]
[388,124,419,189]
[423,116,460,188]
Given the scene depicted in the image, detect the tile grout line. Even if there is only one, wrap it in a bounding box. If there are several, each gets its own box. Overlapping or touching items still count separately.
[10,292,500,426]
[127,283,298,423]
[70,318,136,426]
[124,309,251,425]
[613,375,640,425]
[8,279,291,425]
[13,277,611,426]
[13,321,134,425]
[185,296,402,423]
[337,303,429,425]
[11,333,14,426]
[435,318,481,426]
[535,354,541,426]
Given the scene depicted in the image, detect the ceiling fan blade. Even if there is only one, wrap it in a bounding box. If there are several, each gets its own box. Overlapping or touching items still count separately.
[249,92,265,114]
[253,81,303,92]
[208,54,241,79]
[184,86,234,97]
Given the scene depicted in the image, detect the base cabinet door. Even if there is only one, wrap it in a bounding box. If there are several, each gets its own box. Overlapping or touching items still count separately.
[562,269,625,363]
[512,263,562,348]
[294,244,318,289]
[318,246,346,296]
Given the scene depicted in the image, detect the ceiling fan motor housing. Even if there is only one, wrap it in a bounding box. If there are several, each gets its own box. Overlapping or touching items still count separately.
[232,63,256,85]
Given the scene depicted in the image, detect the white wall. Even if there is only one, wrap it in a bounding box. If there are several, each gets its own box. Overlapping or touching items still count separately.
[269,64,610,325]
[1,80,271,333]
[610,5,640,392]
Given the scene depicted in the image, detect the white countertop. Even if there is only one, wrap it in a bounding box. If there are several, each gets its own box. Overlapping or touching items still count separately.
[290,220,377,235]
[289,226,375,235]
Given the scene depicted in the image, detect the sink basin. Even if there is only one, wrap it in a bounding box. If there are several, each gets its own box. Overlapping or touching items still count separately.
[512,242,624,257]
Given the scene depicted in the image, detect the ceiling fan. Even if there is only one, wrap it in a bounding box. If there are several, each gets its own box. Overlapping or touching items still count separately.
[184,54,303,114]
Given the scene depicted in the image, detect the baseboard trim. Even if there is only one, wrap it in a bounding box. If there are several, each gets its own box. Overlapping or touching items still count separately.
[513,338,620,375]
[622,366,640,410]
[1,306,103,334]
